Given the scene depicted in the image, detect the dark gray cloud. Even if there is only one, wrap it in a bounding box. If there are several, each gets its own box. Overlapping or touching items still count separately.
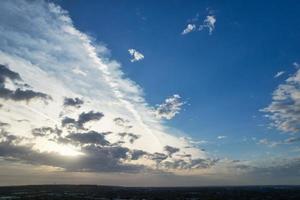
[61,111,103,129]
[0,130,22,144]
[0,64,21,83]
[162,158,218,170]
[178,154,192,158]
[0,141,144,173]
[32,127,62,137]
[162,159,190,170]
[190,158,219,169]
[146,152,215,170]
[118,132,140,144]
[0,129,219,173]
[112,140,126,146]
[130,149,148,160]
[0,132,144,173]
[63,97,84,108]
[0,64,51,102]
[0,121,10,128]
[67,131,110,146]
[164,145,180,157]
[77,111,104,128]
[113,117,133,129]
[149,152,168,164]
[61,117,77,128]
[11,88,51,102]
[73,145,144,172]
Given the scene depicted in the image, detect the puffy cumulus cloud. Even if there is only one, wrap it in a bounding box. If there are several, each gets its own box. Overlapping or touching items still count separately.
[262,67,300,133]
[0,0,207,178]
[155,94,185,120]
[128,49,144,62]
[199,15,216,35]
[0,64,51,103]
[181,24,196,35]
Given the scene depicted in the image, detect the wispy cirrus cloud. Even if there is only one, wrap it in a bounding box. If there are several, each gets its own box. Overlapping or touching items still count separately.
[0,0,207,177]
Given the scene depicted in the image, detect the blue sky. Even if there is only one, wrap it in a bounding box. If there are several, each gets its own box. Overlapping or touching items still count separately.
[58,0,300,159]
[0,0,300,186]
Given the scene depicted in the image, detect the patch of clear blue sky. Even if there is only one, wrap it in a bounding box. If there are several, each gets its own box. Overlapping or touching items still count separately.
[57,0,300,159]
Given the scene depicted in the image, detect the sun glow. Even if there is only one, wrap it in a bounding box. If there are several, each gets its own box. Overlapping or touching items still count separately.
[56,145,83,156]
[34,140,83,157]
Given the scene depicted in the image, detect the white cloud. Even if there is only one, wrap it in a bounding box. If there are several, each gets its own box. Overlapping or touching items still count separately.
[274,71,285,78]
[181,24,196,35]
[155,94,185,120]
[217,135,226,139]
[199,15,216,35]
[261,66,300,133]
[128,49,144,62]
[182,14,216,36]
[0,0,206,175]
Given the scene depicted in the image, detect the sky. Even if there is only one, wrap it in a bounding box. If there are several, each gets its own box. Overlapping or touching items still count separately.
[0,0,300,186]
